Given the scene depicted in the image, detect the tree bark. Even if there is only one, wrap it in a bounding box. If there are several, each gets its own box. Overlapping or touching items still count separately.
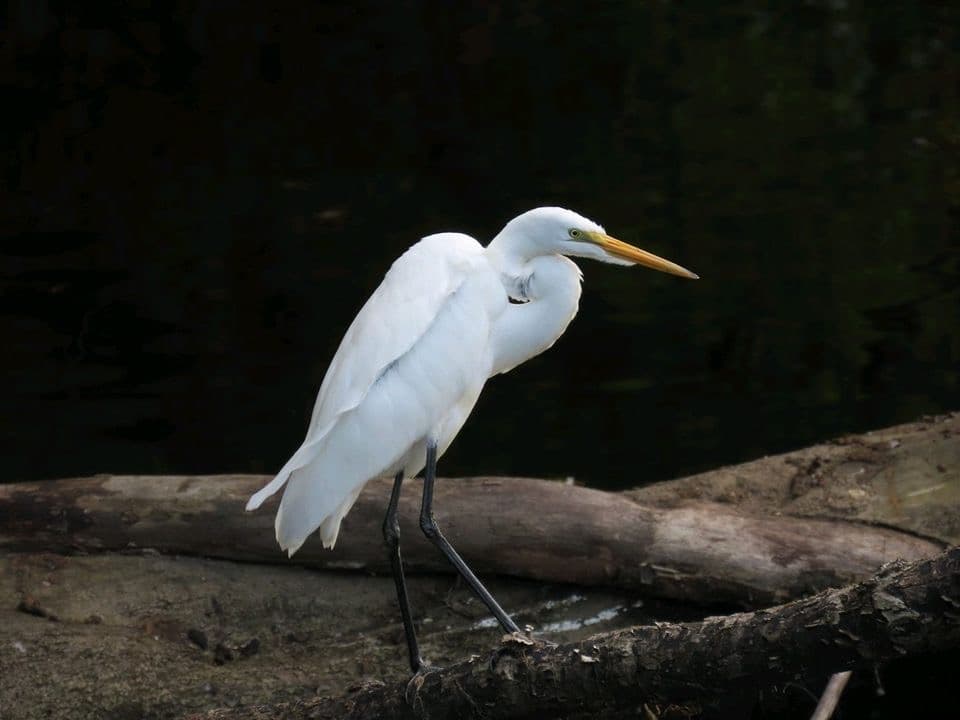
[186,546,960,720]
[0,470,944,607]
[630,412,960,544]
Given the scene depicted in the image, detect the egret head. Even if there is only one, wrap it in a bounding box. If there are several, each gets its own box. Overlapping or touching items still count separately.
[499,207,698,279]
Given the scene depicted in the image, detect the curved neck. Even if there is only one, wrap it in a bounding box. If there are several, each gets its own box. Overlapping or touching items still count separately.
[486,227,535,269]
[485,250,583,375]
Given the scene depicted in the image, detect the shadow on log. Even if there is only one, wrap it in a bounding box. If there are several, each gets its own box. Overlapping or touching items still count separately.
[188,547,960,720]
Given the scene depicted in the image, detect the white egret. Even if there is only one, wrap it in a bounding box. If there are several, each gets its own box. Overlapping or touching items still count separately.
[246,206,697,671]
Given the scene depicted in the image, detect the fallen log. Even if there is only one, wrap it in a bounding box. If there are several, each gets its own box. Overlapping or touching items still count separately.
[631,412,960,544]
[0,472,942,607]
[188,546,960,720]
[2,417,958,719]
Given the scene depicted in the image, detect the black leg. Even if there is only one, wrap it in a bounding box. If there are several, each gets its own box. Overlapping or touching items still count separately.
[419,441,520,634]
[383,470,424,673]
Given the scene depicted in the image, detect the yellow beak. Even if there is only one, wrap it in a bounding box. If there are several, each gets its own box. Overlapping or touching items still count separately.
[585,231,699,279]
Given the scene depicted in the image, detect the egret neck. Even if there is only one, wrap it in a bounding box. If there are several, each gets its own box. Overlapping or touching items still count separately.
[485,236,583,376]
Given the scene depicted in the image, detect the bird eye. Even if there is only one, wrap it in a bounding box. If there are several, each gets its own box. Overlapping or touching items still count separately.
[569,228,582,239]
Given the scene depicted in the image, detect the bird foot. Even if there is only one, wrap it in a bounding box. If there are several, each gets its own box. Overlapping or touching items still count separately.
[413,660,443,675]
[405,662,442,705]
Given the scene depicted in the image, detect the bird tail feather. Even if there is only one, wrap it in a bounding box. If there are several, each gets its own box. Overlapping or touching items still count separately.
[245,439,322,511]
[273,463,362,556]
[248,411,394,557]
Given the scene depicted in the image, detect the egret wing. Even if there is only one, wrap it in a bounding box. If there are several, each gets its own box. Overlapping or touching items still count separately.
[246,233,485,511]
[307,233,485,438]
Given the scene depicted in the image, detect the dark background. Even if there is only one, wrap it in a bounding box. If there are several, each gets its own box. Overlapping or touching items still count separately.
[3,3,959,718]
[3,1,958,492]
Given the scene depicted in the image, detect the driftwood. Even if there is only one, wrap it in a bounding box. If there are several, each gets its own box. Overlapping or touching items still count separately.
[1,415,958,720]
[630,411,960,544]
[3,412,957,608]
[0,476,943,608]
[188,547,960,720]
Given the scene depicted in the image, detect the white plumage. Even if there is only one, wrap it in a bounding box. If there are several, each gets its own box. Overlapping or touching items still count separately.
[246,207,697,556]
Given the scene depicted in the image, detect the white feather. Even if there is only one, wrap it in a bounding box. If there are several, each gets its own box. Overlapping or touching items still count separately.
[250,233,498,552]
[246,207,695,556]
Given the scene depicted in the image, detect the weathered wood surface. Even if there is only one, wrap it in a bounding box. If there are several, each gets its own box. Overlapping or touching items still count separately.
[630,412,960,544]
[0,475,942,607]
[3,411,956,608]
[2,414,957,720]
[188,547,960,720]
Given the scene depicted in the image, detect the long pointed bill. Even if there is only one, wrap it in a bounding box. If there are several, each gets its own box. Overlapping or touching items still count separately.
[585,232,699,279]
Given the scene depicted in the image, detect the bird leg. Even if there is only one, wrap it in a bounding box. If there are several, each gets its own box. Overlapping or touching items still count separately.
[382,470,425,673]
[419,441,520,634]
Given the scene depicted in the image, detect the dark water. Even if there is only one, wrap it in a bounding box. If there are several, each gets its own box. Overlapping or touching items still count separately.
[3,2,958,489]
